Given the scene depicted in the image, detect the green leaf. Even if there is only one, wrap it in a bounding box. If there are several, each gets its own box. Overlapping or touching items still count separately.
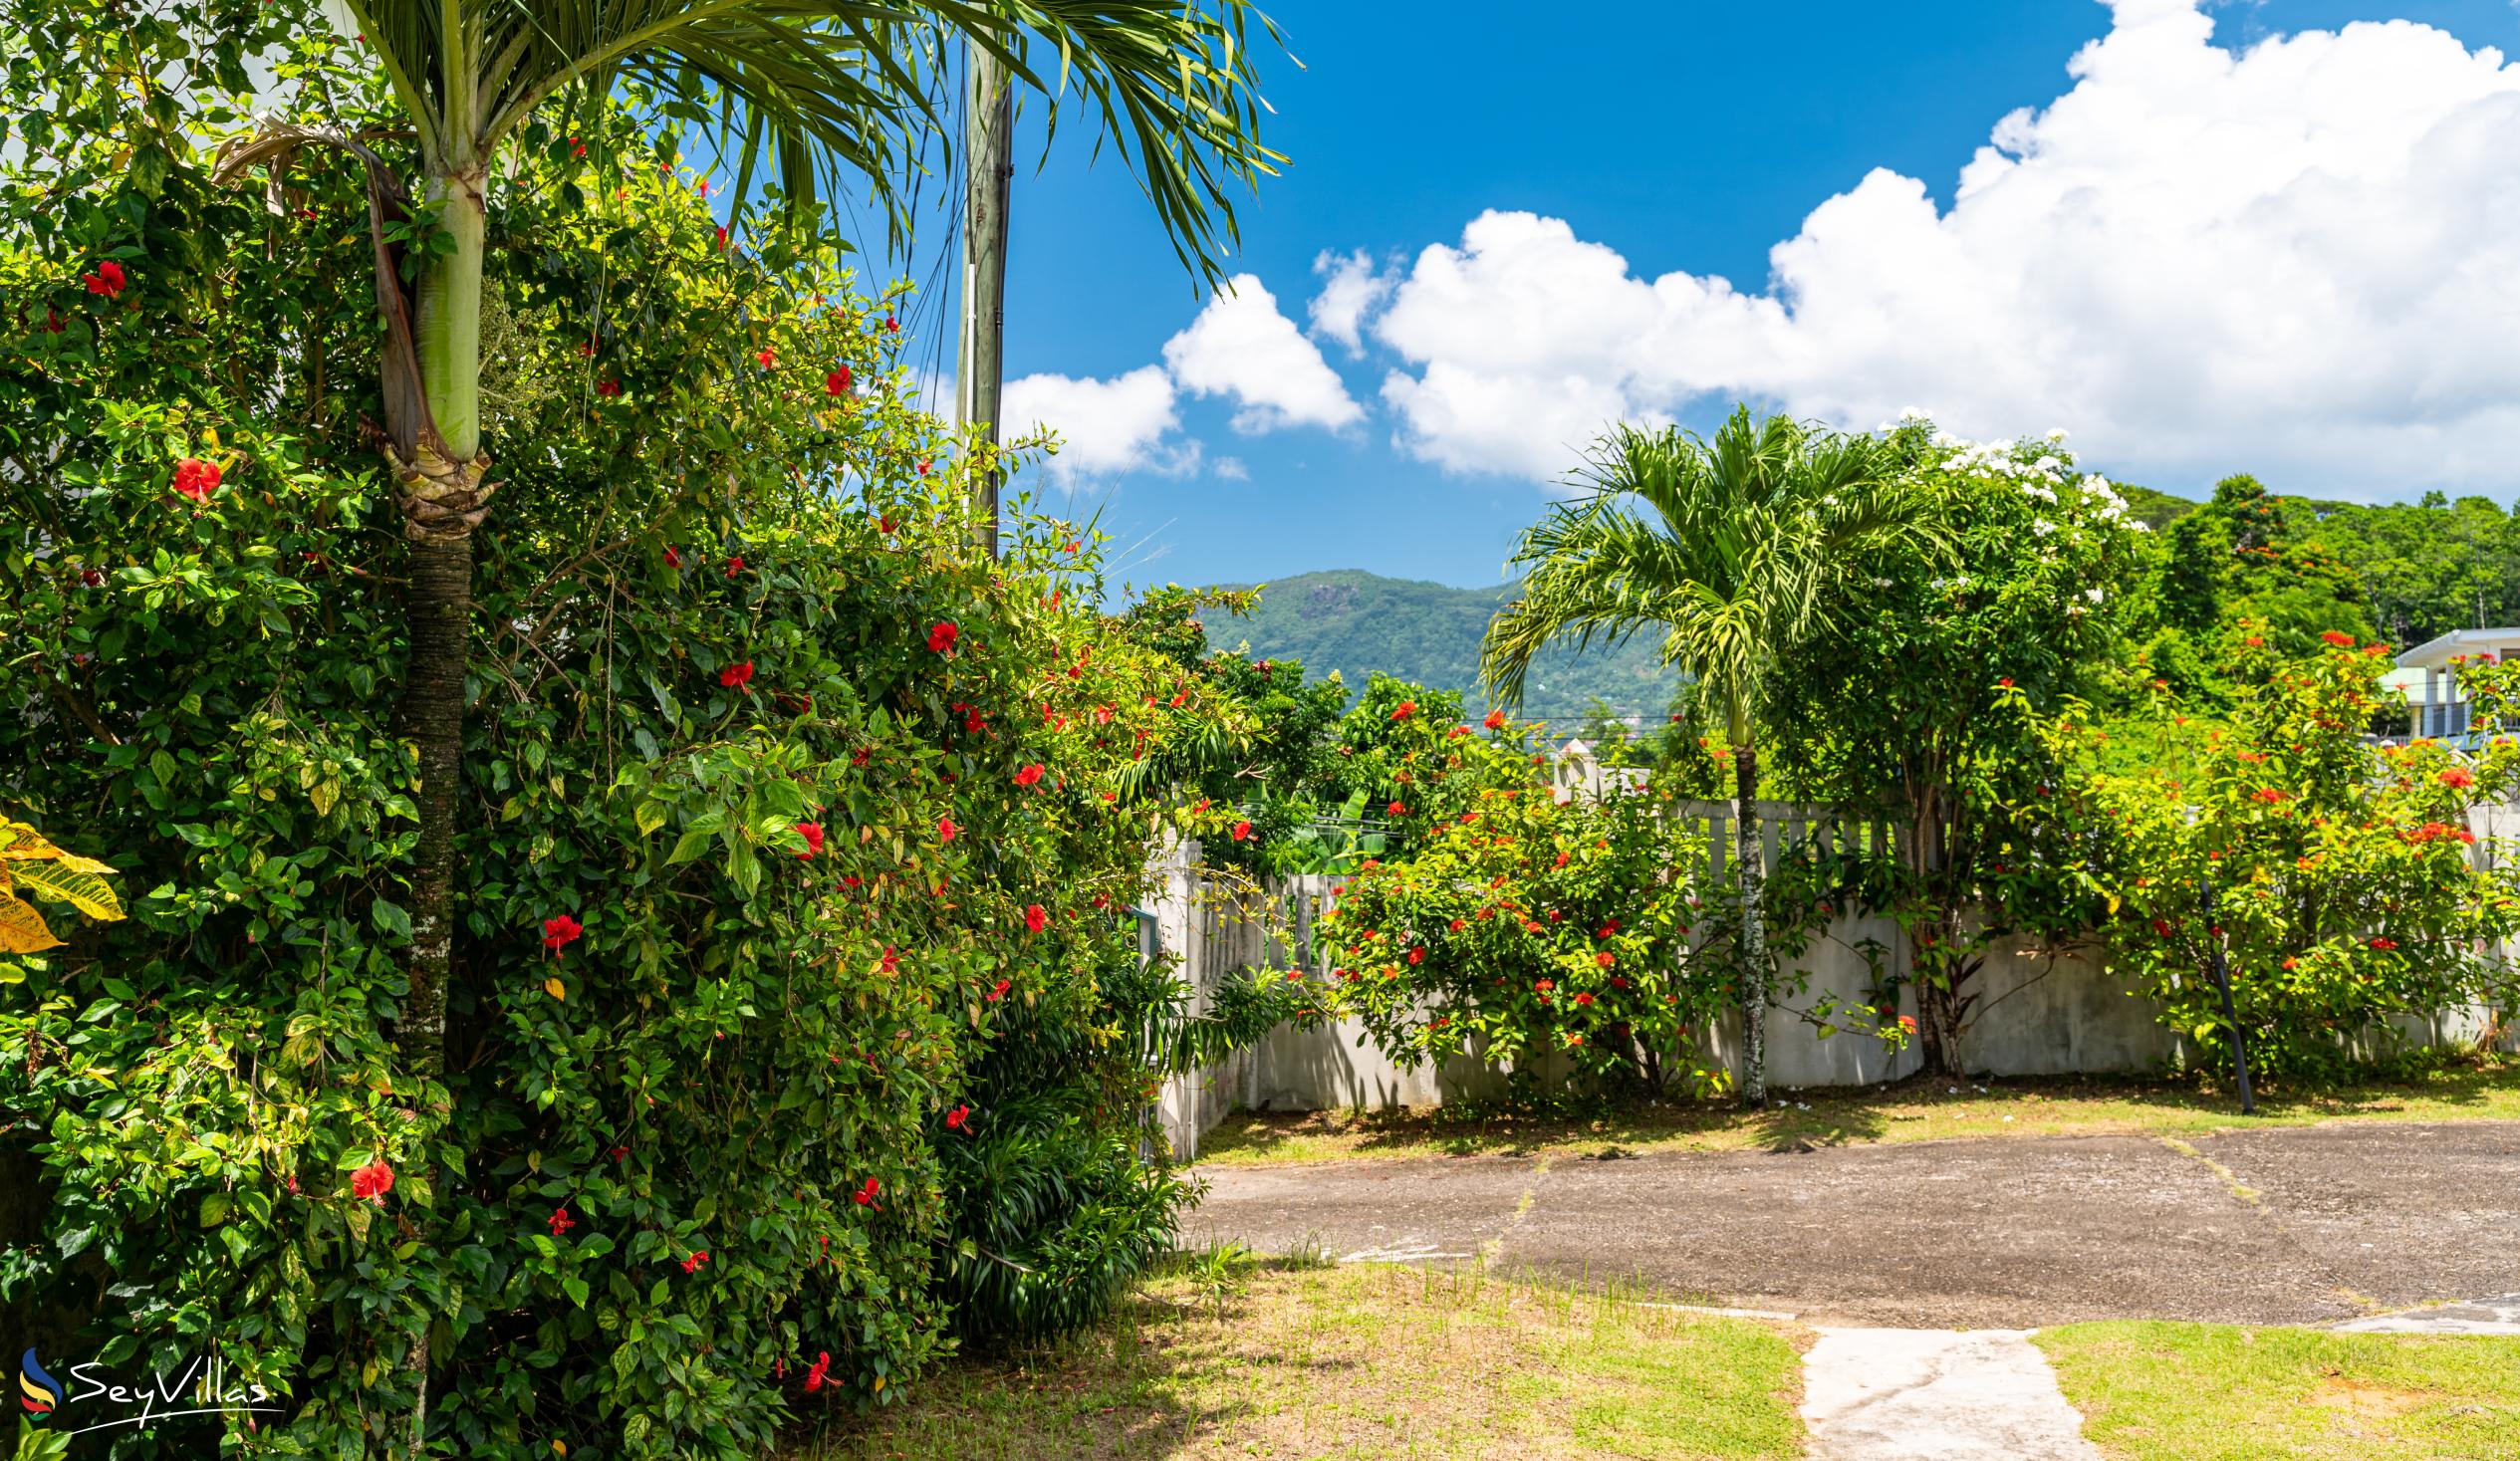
[372,898,412,940]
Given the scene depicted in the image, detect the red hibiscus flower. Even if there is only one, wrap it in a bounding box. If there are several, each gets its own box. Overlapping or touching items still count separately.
[1534,979,1555,993]
[2245,635,2264,647]
[927,621,959,654]
[883,314,897,333]
[679,1250,709,1274]
[1596,951,1616,968]
[542,914,584,953]
[1024,904,1048,933]
[804,1350,831,1392]
[879,946,899,974]
[548,1207,575,1236]
[569,136,586,157]
[720,660,754,689]
[796,822,824,859]
[755,348,776,368]
[664,546,682,568]
[826,367,852,396]
[1014,764,1045,787]
[853,1177,881,1207]
[2321,630,2356,647]
[1231,821,1252,842]
[715,225,728,247]
[1574,992,1594,1006]
[945,1103,970,1130]
[1898,1014,1919,1033]
[1484,709,1507,730]
[2150,918,2173,938]
[349,1158,395,1203]
[1997,676,2014,688]
[82,260,126,297]
[596,379,622,397]
[1449,918,1466,932]
[172,457,222,502]
[2252,788,2286,803]
[1597,919,1620,938]
[1387,801,1407,817]
[725,555,744,576]
[987,978,1010,1002]
[938,817,958,843]
[2442,767,2476,789]
[1390,700,1415,721]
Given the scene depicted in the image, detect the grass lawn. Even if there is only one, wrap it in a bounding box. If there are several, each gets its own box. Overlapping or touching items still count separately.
[2037,1322,2520,1460]
[807,1257,1807,1460]
[1190,1060,2520,1167]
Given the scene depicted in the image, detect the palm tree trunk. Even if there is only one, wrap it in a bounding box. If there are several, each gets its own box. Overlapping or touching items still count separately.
[1733,743,1768,1107]
[388,160,492,1459]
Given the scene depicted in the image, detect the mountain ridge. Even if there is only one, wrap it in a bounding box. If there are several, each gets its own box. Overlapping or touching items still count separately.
[1198,569,1678,725]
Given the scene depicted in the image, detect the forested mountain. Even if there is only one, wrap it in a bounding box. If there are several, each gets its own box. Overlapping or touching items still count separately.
[1200,570,1678,727]
[1196,487,2520,727]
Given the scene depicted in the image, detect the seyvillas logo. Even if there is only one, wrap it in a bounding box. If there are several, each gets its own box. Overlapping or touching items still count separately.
[19,1348,62,1415]
[13,1345,279,1436]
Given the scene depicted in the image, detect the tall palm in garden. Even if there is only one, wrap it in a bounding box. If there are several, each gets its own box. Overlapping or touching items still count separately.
[216,2,1277,1447]
[1482,406,1936,1106]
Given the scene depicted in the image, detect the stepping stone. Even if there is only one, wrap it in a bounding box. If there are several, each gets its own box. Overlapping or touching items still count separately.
[2335,1294,2520,1336]
[1801,1327,2102,1461]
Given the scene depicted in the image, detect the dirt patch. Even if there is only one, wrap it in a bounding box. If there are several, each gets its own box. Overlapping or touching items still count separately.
[2309,1374,2440,1420]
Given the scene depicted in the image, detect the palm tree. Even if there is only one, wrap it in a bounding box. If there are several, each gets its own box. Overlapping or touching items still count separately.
[1483,406,1937,1106]
[215,3,1278,1446]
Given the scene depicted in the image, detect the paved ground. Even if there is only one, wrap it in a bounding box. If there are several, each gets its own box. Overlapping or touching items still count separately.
[1185,1120,2520,1327]
[1800,1329,2100,1461]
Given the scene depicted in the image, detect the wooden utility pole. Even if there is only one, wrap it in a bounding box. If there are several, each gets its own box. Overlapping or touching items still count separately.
[956,40,1014,559]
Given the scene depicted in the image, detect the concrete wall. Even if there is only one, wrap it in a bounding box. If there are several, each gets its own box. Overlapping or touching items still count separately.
[1149,799,2520,1158]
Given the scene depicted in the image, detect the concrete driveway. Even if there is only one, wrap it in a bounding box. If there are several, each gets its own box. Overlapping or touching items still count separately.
[1184,1120,2520,1327]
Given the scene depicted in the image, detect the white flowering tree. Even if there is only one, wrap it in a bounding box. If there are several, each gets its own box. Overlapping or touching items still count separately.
[1769,418,2155,1076]
[1482,406,1941,1105]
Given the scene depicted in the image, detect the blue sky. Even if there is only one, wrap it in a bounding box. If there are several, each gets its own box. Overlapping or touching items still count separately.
[871,0,2520,595]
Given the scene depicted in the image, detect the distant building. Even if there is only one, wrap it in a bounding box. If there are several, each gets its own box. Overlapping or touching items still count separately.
[2392,628,2520,743]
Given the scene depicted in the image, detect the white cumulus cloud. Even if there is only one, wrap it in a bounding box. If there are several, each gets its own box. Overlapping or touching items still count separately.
[1362,0,2520,495]
[1308,249,1396,356]
[1162,274,1366,433]
[1001,366,1195,486]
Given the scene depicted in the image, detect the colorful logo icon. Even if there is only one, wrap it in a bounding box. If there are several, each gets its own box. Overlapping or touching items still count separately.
[19,1347,63,1415]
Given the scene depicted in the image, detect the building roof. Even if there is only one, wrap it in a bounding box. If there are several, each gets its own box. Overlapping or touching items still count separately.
[2394,627,2520,672]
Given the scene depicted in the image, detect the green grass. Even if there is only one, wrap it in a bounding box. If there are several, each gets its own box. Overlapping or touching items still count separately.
[806,1258,1807,1460]
[1189,1061,2520,1168]
[2038,1322,2520,1460]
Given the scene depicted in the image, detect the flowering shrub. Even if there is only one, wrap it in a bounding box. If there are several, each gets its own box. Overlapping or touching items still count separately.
[1317,717,1727,1093]
[1772,420,2147,1073]
[2031,634,2520,1076]
[0,64,1269,1461]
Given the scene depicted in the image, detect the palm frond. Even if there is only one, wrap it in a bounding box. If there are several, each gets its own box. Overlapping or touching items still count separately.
[1482,405,1940,748]
[342,0,1282,282]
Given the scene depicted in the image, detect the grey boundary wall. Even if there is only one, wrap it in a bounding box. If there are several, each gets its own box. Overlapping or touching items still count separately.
[1148,794,2520,1160]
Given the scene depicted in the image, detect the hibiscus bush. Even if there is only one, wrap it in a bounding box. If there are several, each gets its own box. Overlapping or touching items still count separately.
[2030,632,2520,1077]
[1316,715,1728,1094]
[0,38,1275,1460]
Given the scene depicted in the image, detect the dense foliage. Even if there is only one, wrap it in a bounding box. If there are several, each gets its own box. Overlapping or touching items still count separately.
[0,34,1280,1459]
[1771,422,2150,1073]
[1315,715,1728,1093]
[2031,635,2520,1076]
